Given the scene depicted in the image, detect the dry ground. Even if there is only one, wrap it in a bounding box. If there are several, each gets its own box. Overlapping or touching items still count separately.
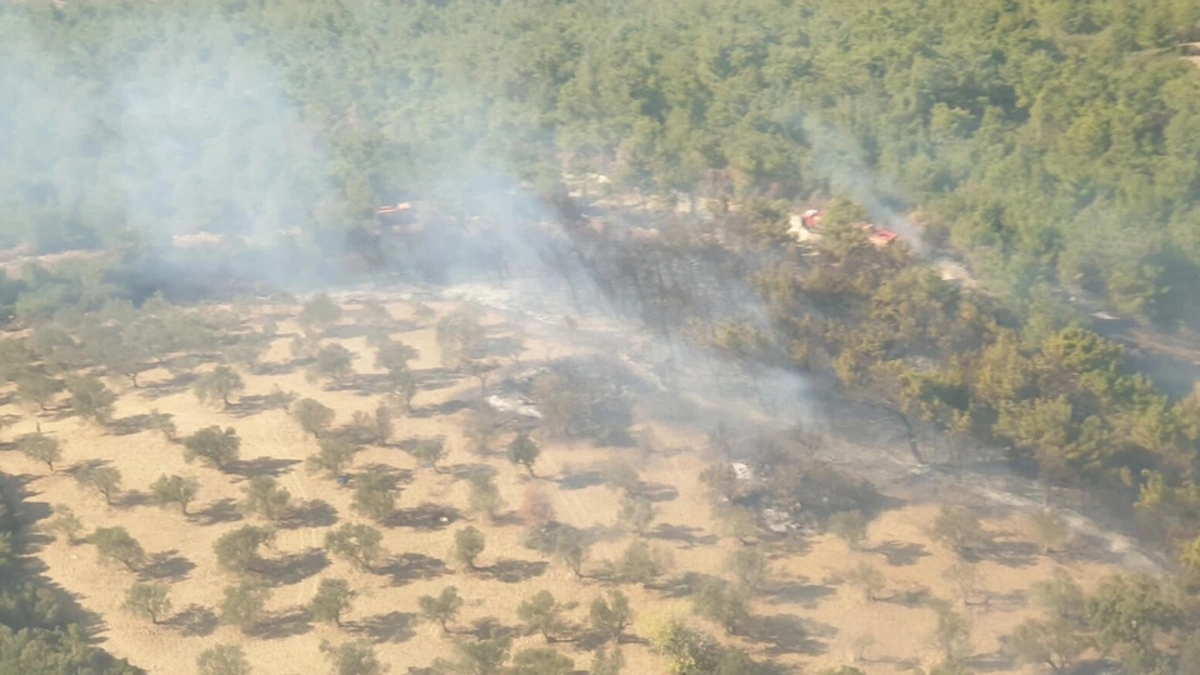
[4,297,1130,674]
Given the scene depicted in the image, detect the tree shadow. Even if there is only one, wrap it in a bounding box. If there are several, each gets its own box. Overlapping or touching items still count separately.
[139,550,195,581]
[260,548,329,586]
[964,651,1016,673]
[382,552,448,586]
[659,572,725,599]
[167,604,217,637]
[556,470,604,491]
[192,498,244,525]
[248,607,313,640]
[648,523,717,549]
[412,367,465,392]
[466,616,515,640]
[351,611,418,643]
[878,584,932,608]
[279,499,338,529]
[107,413,159,436]
[740,614,834,656]
[145,371,198,398]
[978,537,1039,568]
[446,462,497,480]
[869,540,930,567]
[479,559,547,583]
[388,503,461,530]
[114,489,151,509]
[227,393,294,418]
[228,457,300,479]
[637,481,678,503]
[763,580,837,609]
[409,399,471,418]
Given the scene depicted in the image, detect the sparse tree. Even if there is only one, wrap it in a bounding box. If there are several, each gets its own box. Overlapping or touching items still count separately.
[466,359,499,394]
[418,586,463,633]
[590,645,624,675]
[320,639,386,675]
[846,562,886,602]
[214,525,276,575]
[15,370,63,412]
[293,398,336,437]
[931,505,986,555]
[929,599,972,663]
[442,635,512,675]
[182,426,241,472]
[197,644,251,675]
[18,432,61,471]
[509,648,574,675]
[352,473,397,523]
[374,340,418,374]
[506,433,541,477]
[617,540,673,587]
[1005,618,1089,672]
[194,365,245,408]
[555,528,590,579]
[344,411,377,446]
[1030,509,1070,554]
[828,510,868,549]
[308,438,361,478]
[150,474,200,515]
[91,526,145,571]
[240,475,292,521]
[299,293,343,333]
[219,581,270,632]
[148,408,177,441]
[410,437,447,473]
[589,590,633,643]
[725,548,768,592]
[466,470,505,521]
[308,344,355,385]
[517,590,575,642]
[123,582,171,624]
[692,579,749,634]
[1032,568,1087,625]
[454,526,486,570]
[309,578,355,627]
[325,523,384,571]
[64,374,116,423]
[44,504,84,544]
[617,495,656,535]
[76,464,122,505]
[386,365,419,412]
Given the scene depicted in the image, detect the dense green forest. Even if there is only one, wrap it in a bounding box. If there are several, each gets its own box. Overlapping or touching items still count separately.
[5,0,1200,321]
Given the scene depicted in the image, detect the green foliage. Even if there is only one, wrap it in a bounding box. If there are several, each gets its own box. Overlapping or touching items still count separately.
[646,618,721,675]
[122,583,170,624]
[506,433,541,477]
[442,634,512,675]
[308,344,355,385]
[149,474,200,515]
[1005,618,1089,673]
[214,525,275,575]
[182,426,241,472]
[929,600,972,664]
[300,294,343,334]
[293,398,336,437]
[409,437,446,472]
[240,476,292,522]
[454,526,486,570]
[1029,509,1070,554]
[90,527,145,571]
[1085,575,1183,674]
[617,540,673,587]
[930,505,986,555]
[725,548,768,592]
[197,645,251,675]
[845,563,886,602]
[325,523,383,572]
[320,640,384,675]
[418,586,463,633]
[517,590,575,643]
[509,648,574,675]
[617,495,656,535]
[75,465,122,505]
[218,581,270,632]
[14,371,62,413]
[466,470,505,521]
[590,645,624,675]
[64,375,116,424]
[308,438,361,478]
[827,510,868,549]
[308,578,354,627]
[352,473,397,523]
[194,366,245,408]
[589,590,633,644]
[18,433,60,471]
[692,580,749,635]
[554,527,590,579]
[43,505,83,545]
[436,304,485,371]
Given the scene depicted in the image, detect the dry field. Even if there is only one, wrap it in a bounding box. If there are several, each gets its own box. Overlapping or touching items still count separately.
[4,295,1131,674]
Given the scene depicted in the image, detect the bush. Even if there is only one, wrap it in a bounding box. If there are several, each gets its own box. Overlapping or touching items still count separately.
[454,526,486,570]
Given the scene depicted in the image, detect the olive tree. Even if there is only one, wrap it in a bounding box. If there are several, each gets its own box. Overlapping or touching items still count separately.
[555,528,590,579]
[292,398,336,437]
[64,374,116,424]
[150,474,200,515]
[410,437,446,473]
[691,580,749,634]
[509,649,574,675]
[352,473,397,523]
[308,438,361,478]
[299,293,343,334]
[309,578,355,627]
[589,590,633,643]
[219,581,271,632]
[240,476,292,521]
[517,590,575,643]
[194,365,245,408]
[123,582,171,624]
[197,645,251,675]
[320,640,384,675]
[91,526,146,571]
[325,523,384,572]
[725,548,769,592]
[506,433,541,477]
[44,504,84,544]
[76,464,122,505]
[182,426,241,472]
[454,526,486,571]
[214,525,276,575]
[418,586,464,633]
[308,344,355,386]
[617,540,673,588]
[18,432,61,471]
